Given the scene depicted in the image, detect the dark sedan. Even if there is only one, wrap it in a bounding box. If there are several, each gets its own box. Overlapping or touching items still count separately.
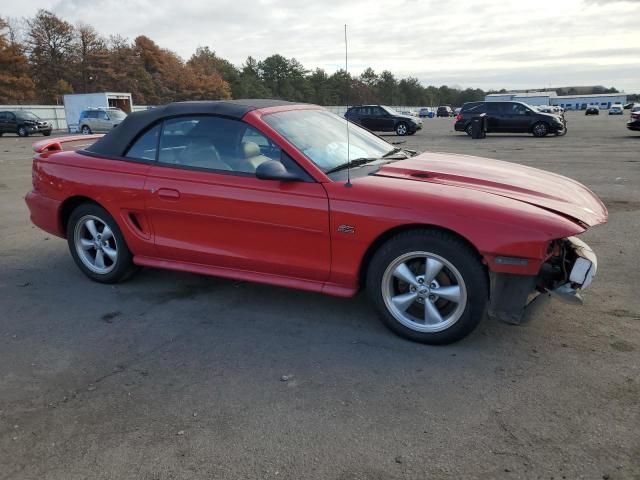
[345,105,422,136]
[0,110,52,137]
[455,101,566,137]
[627,112,640,132]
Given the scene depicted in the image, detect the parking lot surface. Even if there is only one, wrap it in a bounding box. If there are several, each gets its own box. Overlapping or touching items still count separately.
[1,112,639,480]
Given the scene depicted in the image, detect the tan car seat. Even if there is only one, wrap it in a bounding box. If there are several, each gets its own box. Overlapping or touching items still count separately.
[241,141,272,172]
[179,139,231,171]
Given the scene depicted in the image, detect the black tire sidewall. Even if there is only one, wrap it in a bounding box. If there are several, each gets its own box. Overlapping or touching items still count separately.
[465,124,473,136]
[366,230,488,344]
[82,126,91,134]
[66,203,135,283]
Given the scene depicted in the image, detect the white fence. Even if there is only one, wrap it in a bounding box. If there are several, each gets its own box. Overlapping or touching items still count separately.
[0,104,429,132]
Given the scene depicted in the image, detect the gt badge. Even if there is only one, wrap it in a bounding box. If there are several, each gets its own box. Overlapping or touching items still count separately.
[337,224,355,234]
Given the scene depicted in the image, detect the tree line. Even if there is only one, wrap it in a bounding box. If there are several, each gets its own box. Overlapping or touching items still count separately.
[0,10,623,107]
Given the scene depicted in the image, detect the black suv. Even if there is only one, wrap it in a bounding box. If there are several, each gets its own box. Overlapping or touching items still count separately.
[0,110,52,137]
[437,106,454,117]
[454,101,565,137]
[345,105,422,136]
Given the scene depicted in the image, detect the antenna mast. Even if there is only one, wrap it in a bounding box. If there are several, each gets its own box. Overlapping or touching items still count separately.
[344,23,352,187]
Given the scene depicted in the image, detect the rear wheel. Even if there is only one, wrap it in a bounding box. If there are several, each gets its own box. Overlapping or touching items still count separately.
[532,122,549,137]
[366,229,488,344]
[465,123,473,136]
[43,131,51,136]
[81,125,92,135]
[395,122,408,136]
[17,126,28,137]
[66,203,137,283]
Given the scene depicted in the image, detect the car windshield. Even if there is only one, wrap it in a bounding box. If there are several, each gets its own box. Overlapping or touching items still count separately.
[17,112,39,120]
[108,110,127,120]
[263,109,396,172]
[382,106,400,115]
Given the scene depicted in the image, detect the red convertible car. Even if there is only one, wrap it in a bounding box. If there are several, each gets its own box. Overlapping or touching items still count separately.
[25,100,607,344]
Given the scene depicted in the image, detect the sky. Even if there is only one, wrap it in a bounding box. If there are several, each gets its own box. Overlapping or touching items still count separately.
[4,0,640,92]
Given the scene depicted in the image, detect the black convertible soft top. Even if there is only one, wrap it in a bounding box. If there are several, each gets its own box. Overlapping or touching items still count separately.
[84,99,297,157]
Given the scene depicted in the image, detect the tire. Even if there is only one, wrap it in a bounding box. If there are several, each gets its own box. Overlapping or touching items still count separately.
[81,125,92,135]
[366,229,488,344]
[43,131,51,136]
[17,126,28,137]
[395,122,408,136]
[465,123,473,136]
[531,122,549,137]
[66,203,137,283]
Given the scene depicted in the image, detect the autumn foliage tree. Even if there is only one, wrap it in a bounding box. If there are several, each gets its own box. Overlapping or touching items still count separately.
[0,17,36,103]
[26,10,75,103]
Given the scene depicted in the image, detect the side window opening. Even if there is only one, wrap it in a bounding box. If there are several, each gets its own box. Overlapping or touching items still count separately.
[156,116,300,177]
[125,124,161,161]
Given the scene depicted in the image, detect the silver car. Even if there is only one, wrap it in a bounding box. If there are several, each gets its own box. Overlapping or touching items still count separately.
[78,108,127,134]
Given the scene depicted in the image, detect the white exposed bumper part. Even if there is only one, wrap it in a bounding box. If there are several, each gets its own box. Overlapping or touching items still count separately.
[549,236,598,305]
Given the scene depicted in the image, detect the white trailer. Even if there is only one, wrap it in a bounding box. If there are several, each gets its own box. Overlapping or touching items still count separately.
[63,92,133,133]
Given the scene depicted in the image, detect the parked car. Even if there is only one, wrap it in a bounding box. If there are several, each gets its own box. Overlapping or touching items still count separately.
[437,106,454,117]
[455,101,566,137]
[78,108,127,134]
[609,105,624,115]
[345,105,422,136]
[0,110,52,137]
[537,105,563,114]
[630,104,640,113]
[627,111,640,132]
[26,100,607,344]
[397,109,419,117]
[585,106,600,115]
[418,108,435,118]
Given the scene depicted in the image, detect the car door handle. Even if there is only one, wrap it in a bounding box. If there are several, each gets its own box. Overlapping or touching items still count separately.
[156,188,181,200]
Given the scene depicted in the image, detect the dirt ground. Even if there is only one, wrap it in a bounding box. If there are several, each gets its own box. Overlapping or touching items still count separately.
[1,111,638,480]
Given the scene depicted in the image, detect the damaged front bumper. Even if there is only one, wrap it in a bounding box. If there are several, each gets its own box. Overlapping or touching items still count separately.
[488,236,598,324]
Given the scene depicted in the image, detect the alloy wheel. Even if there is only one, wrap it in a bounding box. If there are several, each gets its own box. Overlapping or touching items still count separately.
[381,251,467,333]
[73,215,118,274]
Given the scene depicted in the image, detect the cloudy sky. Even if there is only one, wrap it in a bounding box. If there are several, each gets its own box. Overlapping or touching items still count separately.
[4,0,640,92]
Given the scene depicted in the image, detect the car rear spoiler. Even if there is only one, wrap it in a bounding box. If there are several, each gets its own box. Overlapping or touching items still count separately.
[32,134,104,154]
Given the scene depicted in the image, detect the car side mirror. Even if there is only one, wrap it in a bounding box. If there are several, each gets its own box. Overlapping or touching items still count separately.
[255,160,301,182]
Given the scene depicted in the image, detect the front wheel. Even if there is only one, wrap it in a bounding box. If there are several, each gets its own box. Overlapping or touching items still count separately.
[43,131,52,136]
[67,203,137,283]
[395,122,408,136]
[81,125,92,135]
[366,230,488,344]
[532,122,549,137]
[17,126,28,137]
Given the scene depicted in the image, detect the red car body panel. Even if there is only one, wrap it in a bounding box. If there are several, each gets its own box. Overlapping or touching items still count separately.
[25,103,607,299]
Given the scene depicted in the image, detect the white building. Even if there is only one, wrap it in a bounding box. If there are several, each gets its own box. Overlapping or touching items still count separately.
[485,91,627,110]
[485,91,557,106]
[549,93,627,110]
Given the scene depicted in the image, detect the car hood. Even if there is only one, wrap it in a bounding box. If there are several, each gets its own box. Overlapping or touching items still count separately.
[398,114,420,123]
[373,152,608,227]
